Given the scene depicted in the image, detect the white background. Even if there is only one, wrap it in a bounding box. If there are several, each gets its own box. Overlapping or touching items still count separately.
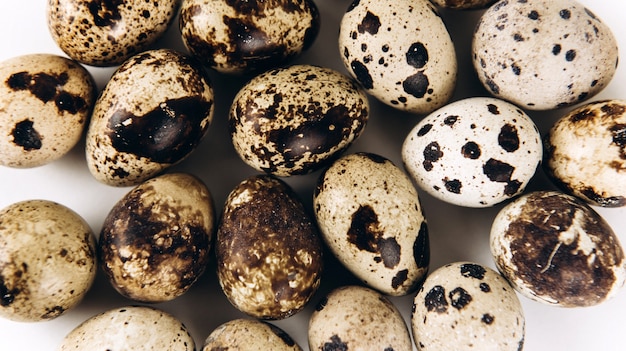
[1,0,625,350]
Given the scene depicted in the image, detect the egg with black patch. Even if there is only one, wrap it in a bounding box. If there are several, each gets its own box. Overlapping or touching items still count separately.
[314,152,429,296]
[544,99,626,207]
[85,49,214,187]
[472,0,619,110]
[491,191,626,307]
[430,0,497,10]
[180,0,320,74]
[99,172,214,303]
[402,97,542,207]
[0,54,95,168]
[411,262,525,351]
[0,200,96,322]
[47,0,179,66]
[338,0,457,114]
[230,64,369,177]
[202,319,302,351]
[216,174,323,319]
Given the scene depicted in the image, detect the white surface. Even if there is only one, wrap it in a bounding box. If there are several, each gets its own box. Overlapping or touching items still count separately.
[1,0,625,350]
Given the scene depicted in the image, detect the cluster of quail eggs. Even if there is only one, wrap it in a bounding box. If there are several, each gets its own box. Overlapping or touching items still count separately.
[0,0,625,350]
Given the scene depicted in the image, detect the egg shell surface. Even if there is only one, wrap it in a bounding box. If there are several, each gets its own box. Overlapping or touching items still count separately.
[202,318,302,351]
[430,0,497,10]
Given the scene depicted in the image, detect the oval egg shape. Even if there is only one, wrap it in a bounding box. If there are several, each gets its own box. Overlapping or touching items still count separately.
[202,319,302,351]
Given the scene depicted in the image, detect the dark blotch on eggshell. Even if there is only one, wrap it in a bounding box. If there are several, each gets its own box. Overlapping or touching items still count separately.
[348,205,401,269]
[358,11,381,34]
[425,285,448,313]
[403,72,430,98]
[351,60,374,89]
[449,287,472,310]
[11,120,42,151]
[460,263,486,279]
[498,124,520,152]
[414,222,430,269]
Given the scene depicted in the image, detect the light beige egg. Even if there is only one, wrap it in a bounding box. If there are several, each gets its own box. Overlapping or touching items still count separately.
[202,319,302,351]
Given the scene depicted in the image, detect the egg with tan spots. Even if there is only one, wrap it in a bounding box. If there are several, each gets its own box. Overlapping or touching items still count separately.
[314,152,429,296]
[430,0,497,10]
[0,200,96,322]
[411,262,525,351]
[338,0,457,114]
[202,319,302,351]
[490,191,626,307]
[472,0,619,110]
[0,54,95,168]
[402,97,542,207]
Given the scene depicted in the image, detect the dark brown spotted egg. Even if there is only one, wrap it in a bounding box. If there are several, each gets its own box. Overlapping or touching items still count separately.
[85,49,214,187]
[308,285,412,351]
[230,64,369,176]
[431,0,497,10]
[314,152,429,296]
[216,174,323,320]
[473,0,619,110]
[47,0,179,66]
[0,54,95,168]
[179,0,320,74]
[99,173,214,303]
[544,99,626,207]
[402,97,542,207]
[491,191,626,307]
[411,262,525,351]
[338,0,457,114]
[202,319,302,351]
[0,200,96,322]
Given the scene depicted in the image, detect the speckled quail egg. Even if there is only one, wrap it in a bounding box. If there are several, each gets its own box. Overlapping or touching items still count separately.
[0,200,96,322]
[544,99,626,207]
[402,97,542,207]
[472,0,619,110]
[58,306,195,350]
[430,0,497,10]
[0,54,95,168]
[314,152,429,296]
[338,0,457,114]
[47,0,179,66]
[202,319,302,351]
[412,262,525,351]
[179,0,320,74]
[229,64,369,177]
[490,191,626,307]
[85,49,214,187]
[308,285,412,351]
[216,174,323,319]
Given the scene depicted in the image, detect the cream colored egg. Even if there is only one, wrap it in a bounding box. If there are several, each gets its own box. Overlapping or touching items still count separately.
[202,319,302,351]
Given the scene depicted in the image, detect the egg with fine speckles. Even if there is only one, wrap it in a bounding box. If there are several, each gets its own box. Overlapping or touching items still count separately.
[99,172,215,303]
[216,174,323,320]
[544,99,626,207]
[411,262,525,351]
[402,97,542,207]
[0,54,95,168]
[0,200,96,322]
[230,64,369,177]
[338,0,457,114]
[491,191,626,307]
[472,0,619,110]
[85,49,214,187]
[202,319,302,351]
[314,152,429,296]
[308,285,412,351]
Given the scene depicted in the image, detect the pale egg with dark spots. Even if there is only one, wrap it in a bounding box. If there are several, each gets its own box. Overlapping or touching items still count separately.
[202,318,302,351]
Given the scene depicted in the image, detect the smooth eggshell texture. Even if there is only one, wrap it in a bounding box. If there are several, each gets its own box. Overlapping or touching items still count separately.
[85,49,214,186]
[216,174,323,319]
[230,64,368,176]
[431,0,497,10]
[58,306,195,350]
[202,319,302,351]
[490,191,626,307]
[47,0,179,66]
[473,0,619,110]
[402,97,542,207]
[544,99,626,207]
[180,0,320,74]
[411,262,525,351]
[99,173,215,303]
[314,152,429,296]
[339,0,457,114]
[308,285,412,351]
[0,54,95,168]
[0,200,96,322]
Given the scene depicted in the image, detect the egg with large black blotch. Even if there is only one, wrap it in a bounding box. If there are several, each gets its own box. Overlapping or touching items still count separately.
[216,174,323,319]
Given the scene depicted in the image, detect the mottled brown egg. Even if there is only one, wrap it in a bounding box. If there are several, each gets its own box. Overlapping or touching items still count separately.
[85,49,214,186]
[0,200,96,322]
[47,0,179,66]
[202,319,302,351]
[98,173,214,303]
[0,54,95,168]
[179,0,320,74]
[216,174,323,319]
[230,64,369,176]
[491,191,626,307]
